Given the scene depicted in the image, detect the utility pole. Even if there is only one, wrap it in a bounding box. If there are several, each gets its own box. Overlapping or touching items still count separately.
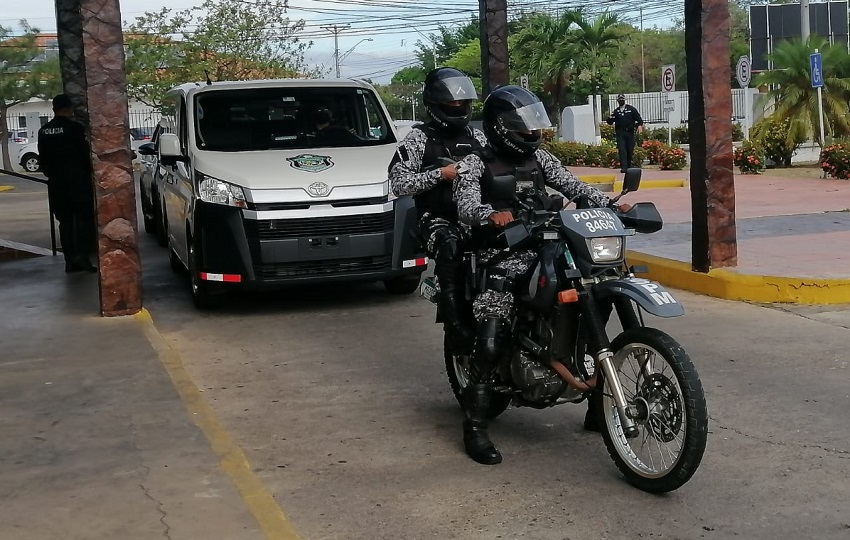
[640,7,646,92]
[321,24,350,78]
[802,0,810,42]
[479,0,509,97]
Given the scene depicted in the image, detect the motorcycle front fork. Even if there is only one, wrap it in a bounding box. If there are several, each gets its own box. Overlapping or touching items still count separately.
[581,292,641,438]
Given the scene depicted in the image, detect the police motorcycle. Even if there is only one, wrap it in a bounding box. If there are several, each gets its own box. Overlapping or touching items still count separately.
[420,168,708,493]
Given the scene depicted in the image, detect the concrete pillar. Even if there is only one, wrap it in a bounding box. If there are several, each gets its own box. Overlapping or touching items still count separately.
[54,0,142,316]
[479,0,509,97]
[685,0,737,271]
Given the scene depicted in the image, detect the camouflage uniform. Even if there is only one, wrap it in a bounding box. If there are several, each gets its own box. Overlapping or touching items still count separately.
[454,147,611,320]
[389,125,488,254]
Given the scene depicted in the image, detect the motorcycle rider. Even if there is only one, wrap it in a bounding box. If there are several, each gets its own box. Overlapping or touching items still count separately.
[452,85,631,464]
[389,67,487,353]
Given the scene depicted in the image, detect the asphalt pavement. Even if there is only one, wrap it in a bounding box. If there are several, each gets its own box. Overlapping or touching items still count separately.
[1,167,850,539]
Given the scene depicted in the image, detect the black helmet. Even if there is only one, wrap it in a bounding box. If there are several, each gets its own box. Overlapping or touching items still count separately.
[483,85,551,159]
[423,67,477,132]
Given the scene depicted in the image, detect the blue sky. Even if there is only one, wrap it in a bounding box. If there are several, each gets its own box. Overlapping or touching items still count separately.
[2,0,680,84]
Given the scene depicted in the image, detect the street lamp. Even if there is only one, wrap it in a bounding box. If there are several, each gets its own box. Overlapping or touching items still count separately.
[337,38,374,77]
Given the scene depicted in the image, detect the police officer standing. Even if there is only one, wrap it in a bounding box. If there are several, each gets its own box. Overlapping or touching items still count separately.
[389,68,487,353]
[38,94,96,273]
[606,93,644,173]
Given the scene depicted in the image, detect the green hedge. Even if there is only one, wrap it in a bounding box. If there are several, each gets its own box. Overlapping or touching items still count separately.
[543,140,647,169]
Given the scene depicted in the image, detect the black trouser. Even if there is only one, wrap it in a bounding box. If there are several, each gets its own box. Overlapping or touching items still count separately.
[52,203,95,266]
[616,130,636,172]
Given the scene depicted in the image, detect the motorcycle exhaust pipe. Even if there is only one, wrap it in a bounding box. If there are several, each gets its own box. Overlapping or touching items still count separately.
[549,360,598,392]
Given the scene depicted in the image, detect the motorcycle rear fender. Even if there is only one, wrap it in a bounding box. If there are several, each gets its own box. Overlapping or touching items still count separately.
[593,277,684,317]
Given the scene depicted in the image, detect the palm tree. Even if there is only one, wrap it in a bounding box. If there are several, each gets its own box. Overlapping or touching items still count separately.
[755,37,850,146]
[570,12,623,137]
[513,11,581,129]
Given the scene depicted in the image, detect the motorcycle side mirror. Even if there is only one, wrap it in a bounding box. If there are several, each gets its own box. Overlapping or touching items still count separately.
[491,174,517,201]
[622,167,642,194]
[611,167,642,204]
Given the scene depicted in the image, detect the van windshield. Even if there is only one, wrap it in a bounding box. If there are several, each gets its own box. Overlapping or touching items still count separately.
[194,86,396,151]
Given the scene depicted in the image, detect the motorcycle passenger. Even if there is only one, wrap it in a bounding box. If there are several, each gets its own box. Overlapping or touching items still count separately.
[453,85,630,464]
[389,67,487,353]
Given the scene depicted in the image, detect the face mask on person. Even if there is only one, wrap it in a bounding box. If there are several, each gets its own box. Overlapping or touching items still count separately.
[618,99,625,106]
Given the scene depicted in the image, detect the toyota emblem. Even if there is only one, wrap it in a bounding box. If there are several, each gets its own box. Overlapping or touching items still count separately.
[307,182,330,197]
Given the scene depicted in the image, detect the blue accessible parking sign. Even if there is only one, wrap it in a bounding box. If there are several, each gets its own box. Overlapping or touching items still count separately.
[810,52,824,88]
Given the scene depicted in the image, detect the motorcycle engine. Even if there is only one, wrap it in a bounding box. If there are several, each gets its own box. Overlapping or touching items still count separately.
[510,349,567,404]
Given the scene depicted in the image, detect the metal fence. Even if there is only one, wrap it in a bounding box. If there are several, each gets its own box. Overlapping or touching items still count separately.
[605,89,765,126]
[5,109,161,137]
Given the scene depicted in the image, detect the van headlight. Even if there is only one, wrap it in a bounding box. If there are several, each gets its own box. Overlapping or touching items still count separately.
[587,237,623,262]
[196,172,246,208]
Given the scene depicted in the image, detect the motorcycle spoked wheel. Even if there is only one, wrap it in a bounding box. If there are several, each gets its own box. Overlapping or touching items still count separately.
[443,332,511,419]
[594,327,708,493]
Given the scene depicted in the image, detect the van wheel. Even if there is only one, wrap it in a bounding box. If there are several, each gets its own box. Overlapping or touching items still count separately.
[383,275,421,295]
[21,153,40,173]
[188,235,219,310]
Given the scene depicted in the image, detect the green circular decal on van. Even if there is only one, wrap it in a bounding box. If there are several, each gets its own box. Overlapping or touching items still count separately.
[287,154,334,173]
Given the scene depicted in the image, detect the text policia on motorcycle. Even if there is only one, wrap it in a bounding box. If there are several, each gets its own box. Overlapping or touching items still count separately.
[412,83,707,493]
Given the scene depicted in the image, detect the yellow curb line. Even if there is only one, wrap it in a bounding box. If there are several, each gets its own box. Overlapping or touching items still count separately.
[627,250,850,304]
[580,178,687,190]
[134,309,302,540]
[0,186,14,192]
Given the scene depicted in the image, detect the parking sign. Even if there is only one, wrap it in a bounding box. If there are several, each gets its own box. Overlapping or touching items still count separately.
[661,64,676,93]
[810,52,824,88]
[736,56,751,88]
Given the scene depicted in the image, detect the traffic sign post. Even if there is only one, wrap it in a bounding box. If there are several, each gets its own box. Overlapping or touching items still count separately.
[810,50,826,145]
[661,64,676,93]
[661,65,676,144]
[736,56,752,139]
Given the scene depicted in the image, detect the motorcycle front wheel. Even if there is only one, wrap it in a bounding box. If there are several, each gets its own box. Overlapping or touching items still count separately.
[596,327,708,493]
[443,333,511,419]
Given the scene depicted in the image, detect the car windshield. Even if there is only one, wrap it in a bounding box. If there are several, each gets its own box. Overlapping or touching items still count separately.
[194,86,396,151]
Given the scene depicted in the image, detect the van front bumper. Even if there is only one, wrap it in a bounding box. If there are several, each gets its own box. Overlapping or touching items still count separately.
[193,196,425,289]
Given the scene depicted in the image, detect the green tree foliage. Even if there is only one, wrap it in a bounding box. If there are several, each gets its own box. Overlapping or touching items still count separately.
[414,17,480,71]
[125,0,313,107]
[0,21,62,170]
[754,37,850,146]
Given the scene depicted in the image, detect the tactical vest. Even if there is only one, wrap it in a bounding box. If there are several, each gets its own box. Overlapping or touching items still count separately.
[414,124,479,221]
[479,149,546,212]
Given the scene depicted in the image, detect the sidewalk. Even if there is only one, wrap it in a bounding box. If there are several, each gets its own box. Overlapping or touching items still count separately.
[0,256,290,539]
[572,166,850,304]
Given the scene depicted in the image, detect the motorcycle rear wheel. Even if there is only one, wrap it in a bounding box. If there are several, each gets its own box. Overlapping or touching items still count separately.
[443,332,511,419]
[596,327,708,493]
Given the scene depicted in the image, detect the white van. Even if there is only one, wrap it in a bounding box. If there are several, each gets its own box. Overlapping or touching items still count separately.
[157,79,426,308]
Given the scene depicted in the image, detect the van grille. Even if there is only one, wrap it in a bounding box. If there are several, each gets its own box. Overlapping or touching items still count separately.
[249,196,388,211]
[255,256,392,279]
[247,212,394,240]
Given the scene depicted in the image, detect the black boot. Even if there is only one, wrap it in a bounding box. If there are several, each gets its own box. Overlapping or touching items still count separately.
[584,396,601,433]
[462,317,506,465]
[463,384,502,465]
[435,240,474,354]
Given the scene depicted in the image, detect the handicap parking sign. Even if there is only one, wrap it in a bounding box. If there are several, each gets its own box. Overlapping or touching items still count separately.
[810,52,824,88]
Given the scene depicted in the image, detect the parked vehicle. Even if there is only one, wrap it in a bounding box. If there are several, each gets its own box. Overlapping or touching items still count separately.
[157,79,427,308]
[134,125,168,245]
[17,143,40,173]
[130,127,155,141]
[420,169,708,493]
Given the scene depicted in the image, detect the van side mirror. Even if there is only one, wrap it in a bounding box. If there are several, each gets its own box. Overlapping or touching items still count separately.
[158,133,186,166]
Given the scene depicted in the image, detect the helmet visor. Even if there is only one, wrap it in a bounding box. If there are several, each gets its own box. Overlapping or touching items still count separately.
[498,102,552,131]
[431,76,478,102]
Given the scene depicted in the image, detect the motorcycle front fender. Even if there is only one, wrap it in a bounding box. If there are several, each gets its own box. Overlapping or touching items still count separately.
[593,277,684,318]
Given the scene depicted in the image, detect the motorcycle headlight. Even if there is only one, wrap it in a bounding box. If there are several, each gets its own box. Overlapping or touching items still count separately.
[587,237,623,263]
[196,172,246,208]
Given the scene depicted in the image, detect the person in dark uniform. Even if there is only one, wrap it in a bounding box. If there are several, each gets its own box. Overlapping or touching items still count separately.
[389,67,487,354]
[453,86,631,464]
[606,93,644,173]
[38,94,96,273]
